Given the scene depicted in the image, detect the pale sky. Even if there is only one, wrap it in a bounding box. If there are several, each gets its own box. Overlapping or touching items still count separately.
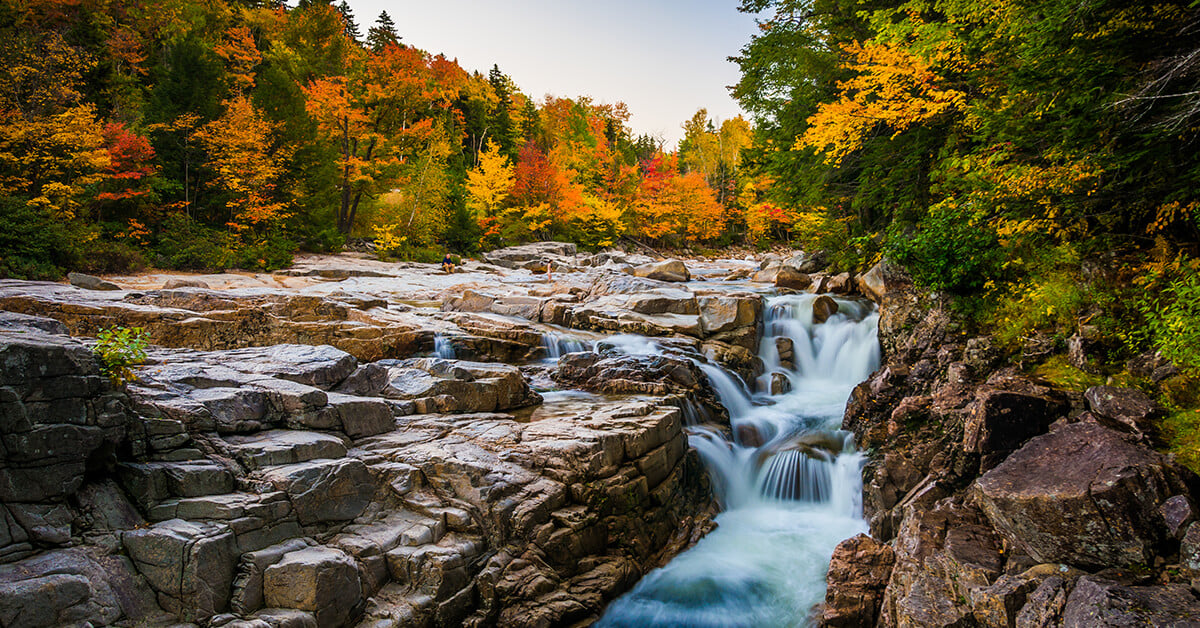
[344,0,763,148]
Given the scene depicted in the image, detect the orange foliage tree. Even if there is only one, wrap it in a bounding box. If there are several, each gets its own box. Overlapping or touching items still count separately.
[194,95,292,231]
[304,42,467,234]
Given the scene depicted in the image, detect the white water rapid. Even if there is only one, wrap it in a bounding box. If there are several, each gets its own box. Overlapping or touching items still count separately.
[597,293,881,627]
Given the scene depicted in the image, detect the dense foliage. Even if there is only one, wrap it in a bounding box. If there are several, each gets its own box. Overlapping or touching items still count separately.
[0,0,755,277]
[728,0,1200,460]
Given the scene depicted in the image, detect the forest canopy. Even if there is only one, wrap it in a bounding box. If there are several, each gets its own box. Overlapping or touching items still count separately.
[0,0,754,278]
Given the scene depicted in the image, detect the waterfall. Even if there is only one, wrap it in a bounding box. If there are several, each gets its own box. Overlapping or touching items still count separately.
[541,332,587,360]
[433,334,456,359]
[598,293,880,627]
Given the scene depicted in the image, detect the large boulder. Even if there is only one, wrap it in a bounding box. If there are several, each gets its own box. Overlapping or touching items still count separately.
[630,259,691,282]
[974,423,1193,568]
[697,295,760,336]
[123,519,239,621]
[381,358,542,414]
[263,546,363,627]
[774,266,812,291]
[1084,385,1163,441]
[822,533,895,627]
[67,272,120,291]
[812,295,839,324]
[963,378,1070,471]
[1061,577,1200,627]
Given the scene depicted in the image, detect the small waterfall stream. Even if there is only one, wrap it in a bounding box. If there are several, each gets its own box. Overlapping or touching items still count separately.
[597,293,881,627]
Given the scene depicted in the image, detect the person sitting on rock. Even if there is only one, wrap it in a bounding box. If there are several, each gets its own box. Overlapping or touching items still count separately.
[441,253,455,274]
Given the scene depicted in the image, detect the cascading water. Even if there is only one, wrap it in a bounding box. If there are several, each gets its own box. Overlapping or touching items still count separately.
[541,332,588,360]
[597,293,880,627]
[433,334,456,359]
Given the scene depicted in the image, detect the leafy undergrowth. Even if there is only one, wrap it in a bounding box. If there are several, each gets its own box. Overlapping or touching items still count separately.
[1163,406,1200,474]
[1031,356,1108,392]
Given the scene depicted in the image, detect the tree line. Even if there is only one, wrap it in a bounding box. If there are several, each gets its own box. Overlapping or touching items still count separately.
[0,0,755,278]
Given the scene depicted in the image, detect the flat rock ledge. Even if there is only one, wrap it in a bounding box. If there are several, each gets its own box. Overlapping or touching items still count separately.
[0,314,715,627]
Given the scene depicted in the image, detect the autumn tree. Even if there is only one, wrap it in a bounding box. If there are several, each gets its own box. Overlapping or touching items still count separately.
[194,95,292,232]
[465,140,514,220]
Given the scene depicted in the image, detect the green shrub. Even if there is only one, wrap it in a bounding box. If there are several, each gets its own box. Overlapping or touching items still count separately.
[886,202,1004,294]
[94,326,149,386]
[234,232,296,271]
[0,196,75,279]
[1141,269,1200,376]
[75,238,147,274]
[151,214,234,270]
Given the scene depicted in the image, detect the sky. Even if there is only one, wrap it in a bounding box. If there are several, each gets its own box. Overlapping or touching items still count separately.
[344,0,764,148]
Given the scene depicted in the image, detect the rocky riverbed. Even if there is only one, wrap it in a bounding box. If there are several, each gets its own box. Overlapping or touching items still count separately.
[0,244,857,627]
[4,243,1196,627]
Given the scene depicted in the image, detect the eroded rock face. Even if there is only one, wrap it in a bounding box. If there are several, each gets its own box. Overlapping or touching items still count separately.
[1061,577,1200,627]
[822,533,895,627]
[0,312,716,627]
[974,423,1192,568]
[381,357,543,414]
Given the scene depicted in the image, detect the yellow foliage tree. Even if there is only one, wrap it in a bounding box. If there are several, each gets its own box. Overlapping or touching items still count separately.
[0,104,109,219]
[799,41,965,164]
[465,139,514,219]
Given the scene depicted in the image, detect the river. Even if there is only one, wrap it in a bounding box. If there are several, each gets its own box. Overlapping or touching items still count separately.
[596,293,880,627]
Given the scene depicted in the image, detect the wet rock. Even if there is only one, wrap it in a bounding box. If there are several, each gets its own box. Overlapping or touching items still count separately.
[630,259,691,282]
[821,533,895,627]
[68,272,121,291]
[975,423,1192,568]
[698,295,761,336]
[554,351,707,399]
[774,266,811,291]
[1061,577,1200,627]
[769,372,791,395]
[826,272,854,294]
[123,519,238,620]
[812,295,839,324]
[263,546,362,627]
[1084,385,1163,442]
